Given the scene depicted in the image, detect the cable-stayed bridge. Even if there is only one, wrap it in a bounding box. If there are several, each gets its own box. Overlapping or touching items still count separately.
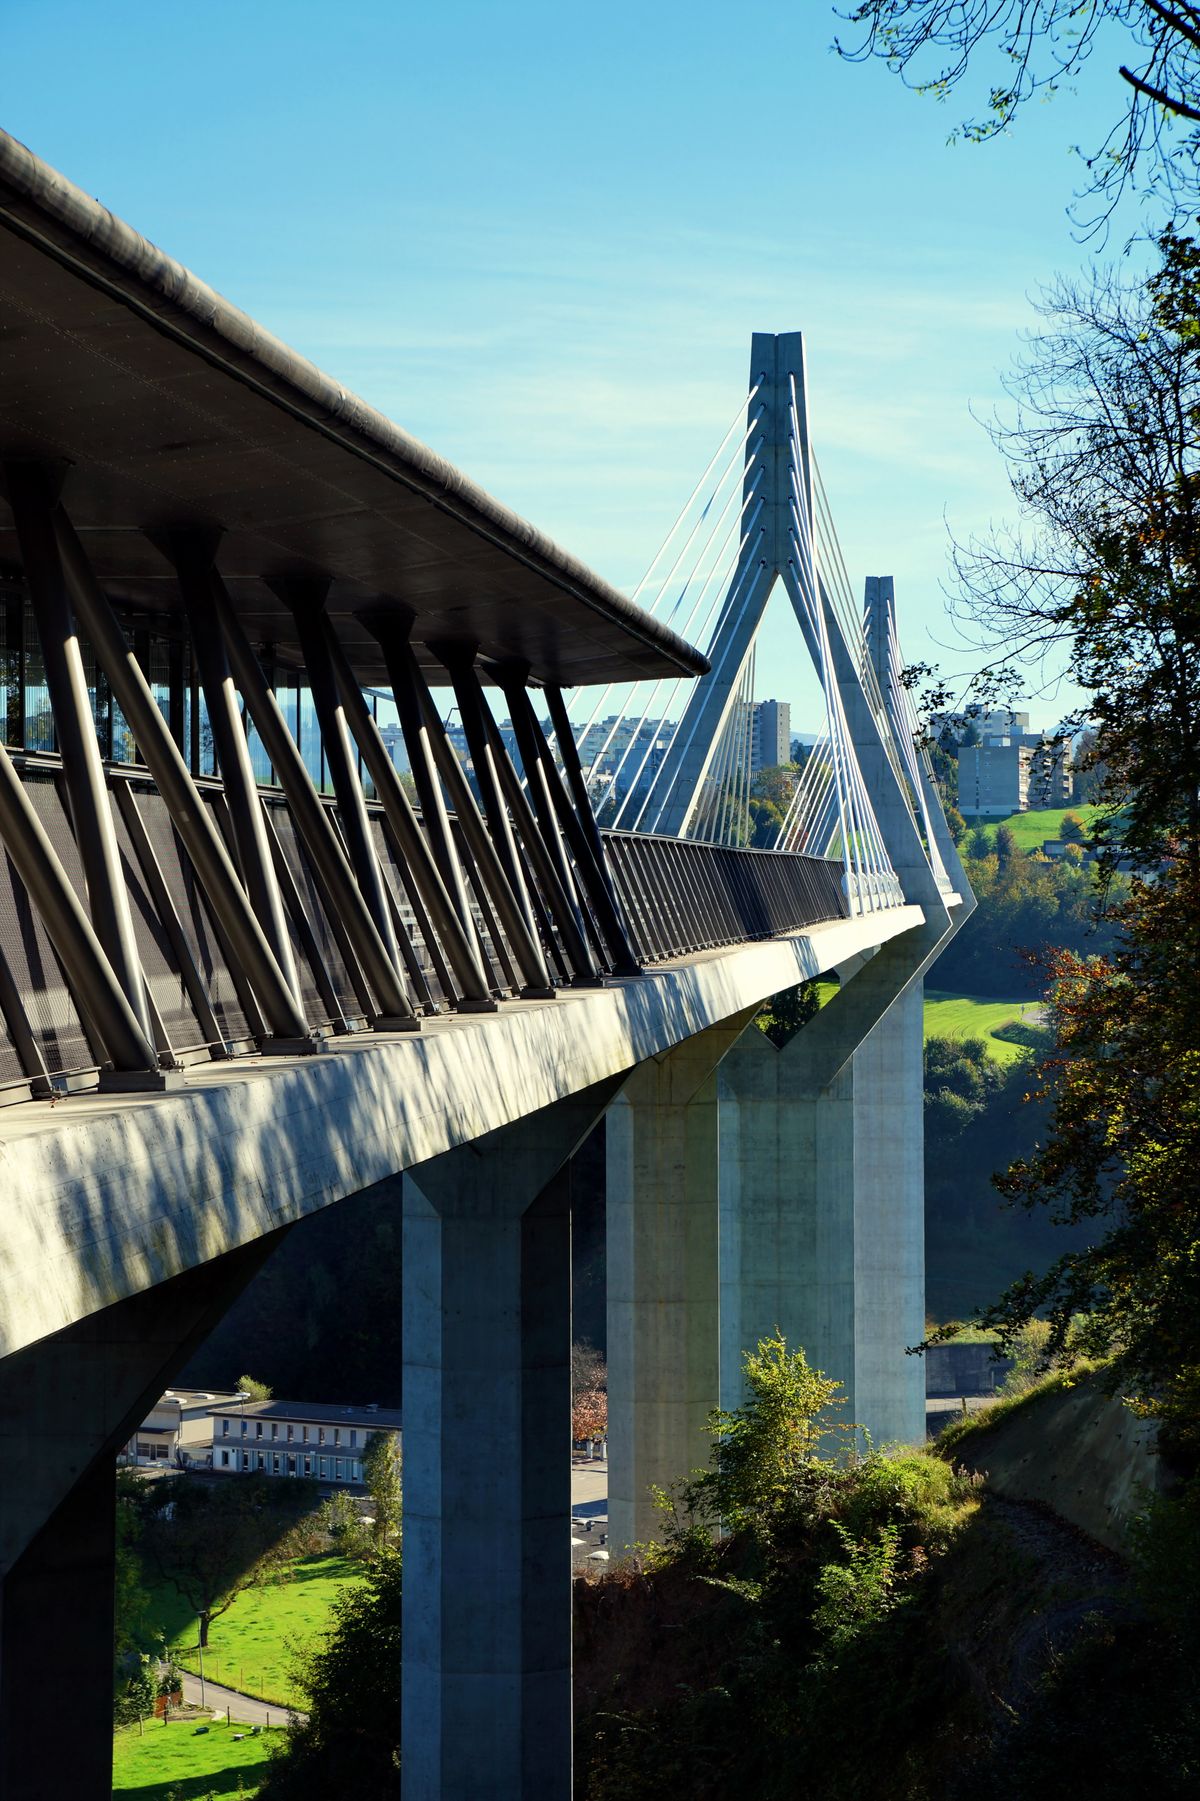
[0,130,970,1801]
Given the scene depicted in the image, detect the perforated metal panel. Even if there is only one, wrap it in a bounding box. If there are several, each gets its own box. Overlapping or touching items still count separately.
[269,807,367,1024]
[134,790,254,1044]
[109,787,210,1054]
[0,772,96,1078]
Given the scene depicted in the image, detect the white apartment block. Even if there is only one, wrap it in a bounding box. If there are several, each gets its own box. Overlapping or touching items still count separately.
[121,1388,247,1468]
[208,1398,403,1487]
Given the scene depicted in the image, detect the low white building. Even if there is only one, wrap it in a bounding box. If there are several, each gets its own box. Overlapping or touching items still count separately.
[207,1398,402,1487]
[121,1388,247,1468]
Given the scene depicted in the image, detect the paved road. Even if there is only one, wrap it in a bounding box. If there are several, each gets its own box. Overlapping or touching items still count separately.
[180,1671,306,1727]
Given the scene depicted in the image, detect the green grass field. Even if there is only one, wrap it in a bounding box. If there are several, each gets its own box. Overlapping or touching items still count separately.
[963,804,1104,851]
[113,1717,285,1799]
[923,990,1048,1064]
[151,1553,364,1709]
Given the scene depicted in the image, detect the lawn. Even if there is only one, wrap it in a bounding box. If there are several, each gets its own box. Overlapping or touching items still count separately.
[113,1717,286,1799]
[150,1553,364,1709]
[963,804,1104,851]
[923,990,1048,1064]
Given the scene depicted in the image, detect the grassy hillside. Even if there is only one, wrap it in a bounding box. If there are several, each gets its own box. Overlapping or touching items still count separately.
[147,1552,364,1708]
[113,1718,286,1798]
[965,804,1104,850]
[923,990,1048,1064]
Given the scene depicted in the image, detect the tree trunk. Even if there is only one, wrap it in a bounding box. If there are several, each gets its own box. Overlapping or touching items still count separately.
[199,1611,210,1648]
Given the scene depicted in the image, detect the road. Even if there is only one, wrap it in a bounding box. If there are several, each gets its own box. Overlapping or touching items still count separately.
[180,1671,306,1727]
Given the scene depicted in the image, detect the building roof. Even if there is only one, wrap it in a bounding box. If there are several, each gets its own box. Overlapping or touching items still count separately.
[209,1398,402,1431]
[0,129,708,689]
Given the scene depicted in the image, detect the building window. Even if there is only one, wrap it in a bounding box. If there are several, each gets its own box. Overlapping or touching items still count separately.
[302,1425,308,1444]
[221,1419,229,1437]
[242,1451,250,1471]
[220,1450,229,1468]
[286,1424,294,1443]
[240,1419,247,1436]
[272,1454,280,1474]
[255,1422,263,1438]
[350,1461,361,1482]
[257,1453,265,1471]
[271,1424,278,1440]
[318,1428,325,1445]
[319,1457,327,1479]
[287,1455,296,1475]
[334,1428,341,1447]
[304,1456,312,1476]
[350,1430,357,1448]
[334,1459,342,1481]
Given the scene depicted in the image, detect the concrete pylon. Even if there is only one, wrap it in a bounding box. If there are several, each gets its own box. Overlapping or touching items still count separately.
[719,979,926,1446]
[606,1012,758,1555]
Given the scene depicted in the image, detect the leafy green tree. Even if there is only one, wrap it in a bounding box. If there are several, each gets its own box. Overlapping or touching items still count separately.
[658,1334,844,1543]
[236,1374,273,1401]
[1059,811,1087,843]
[363,1430,401,1551]
[259,1550,402,1801]
[966,824,991,859]
[992,822,1018,867]
[140,1474,313,1646]
[756,980,821,1048]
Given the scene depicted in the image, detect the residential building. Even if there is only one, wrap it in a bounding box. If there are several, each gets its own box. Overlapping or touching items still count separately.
[956,725,1073,818]
[208,1398,403,1487]
[121,1388,246,1469]
[750,699,791,774]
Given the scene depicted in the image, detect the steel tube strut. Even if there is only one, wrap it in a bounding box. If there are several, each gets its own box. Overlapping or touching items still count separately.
[277,581,405,978]
[323,620,496,1009]
[5,464,153,1047]
[0,738,157,1072]
[435,643,542,946]
[470,677,600,982]
[54,520,312,1046]
[168,542,303,1009]
[505,673,640,975]
[362,615,477,940]
[209,578,417,1029]
[412,679,557,997]
[360,615,554,996]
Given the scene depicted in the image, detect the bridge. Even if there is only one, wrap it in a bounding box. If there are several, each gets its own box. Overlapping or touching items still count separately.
[0,129,970,1800]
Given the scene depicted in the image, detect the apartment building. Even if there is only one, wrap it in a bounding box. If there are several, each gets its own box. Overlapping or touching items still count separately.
[208,1398,403,1487]
[956,727,1073,819]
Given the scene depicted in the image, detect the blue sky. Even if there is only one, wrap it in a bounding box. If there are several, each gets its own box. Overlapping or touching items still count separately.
[2,1,1157,730]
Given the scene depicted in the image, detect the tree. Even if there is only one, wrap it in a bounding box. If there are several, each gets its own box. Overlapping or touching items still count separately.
[659,1334,844,1542]
[140,1475,309,1647]
[941,235,1200,879]
[836,0,1200,224]
[572,1340,608,1442]
[362,1430,401,1551]
[993,822,1018,867]
[1059,811,1087,843]
[982,870,1200,1456]
[259,1550,402,1801]
[756,980,821,1048]
[236,1374,272,1401]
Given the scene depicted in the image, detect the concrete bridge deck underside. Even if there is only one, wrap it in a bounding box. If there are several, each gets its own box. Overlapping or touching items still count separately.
[0,906,923,1363]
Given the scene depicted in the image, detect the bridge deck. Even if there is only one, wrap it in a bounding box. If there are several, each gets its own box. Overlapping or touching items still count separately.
[0,905,924,1360]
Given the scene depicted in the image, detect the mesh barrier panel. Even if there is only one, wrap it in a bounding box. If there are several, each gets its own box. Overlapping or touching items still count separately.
[135,791,254,1044]
[110,788,210,1054]
[0,772,97,1076]
[268,807,366,1023]
[367,816,454,1009]
[262,796,351,1031]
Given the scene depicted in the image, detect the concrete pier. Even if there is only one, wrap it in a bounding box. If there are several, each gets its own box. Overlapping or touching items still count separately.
[401,1080,621,1801]
[606,1014,756,1555]
[719,979,925,1446]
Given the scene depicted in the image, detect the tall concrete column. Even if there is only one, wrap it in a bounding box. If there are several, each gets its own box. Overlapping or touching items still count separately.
[402,1079,622,1801]
[606,1012,757,1556]
[718,978,926,1447]
[0,1234,284,1801]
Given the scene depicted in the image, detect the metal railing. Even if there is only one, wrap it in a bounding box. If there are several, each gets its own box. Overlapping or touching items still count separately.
[603,830,846,964]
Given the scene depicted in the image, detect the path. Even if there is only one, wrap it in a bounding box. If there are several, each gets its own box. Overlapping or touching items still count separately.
[180,1671,307,1727]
